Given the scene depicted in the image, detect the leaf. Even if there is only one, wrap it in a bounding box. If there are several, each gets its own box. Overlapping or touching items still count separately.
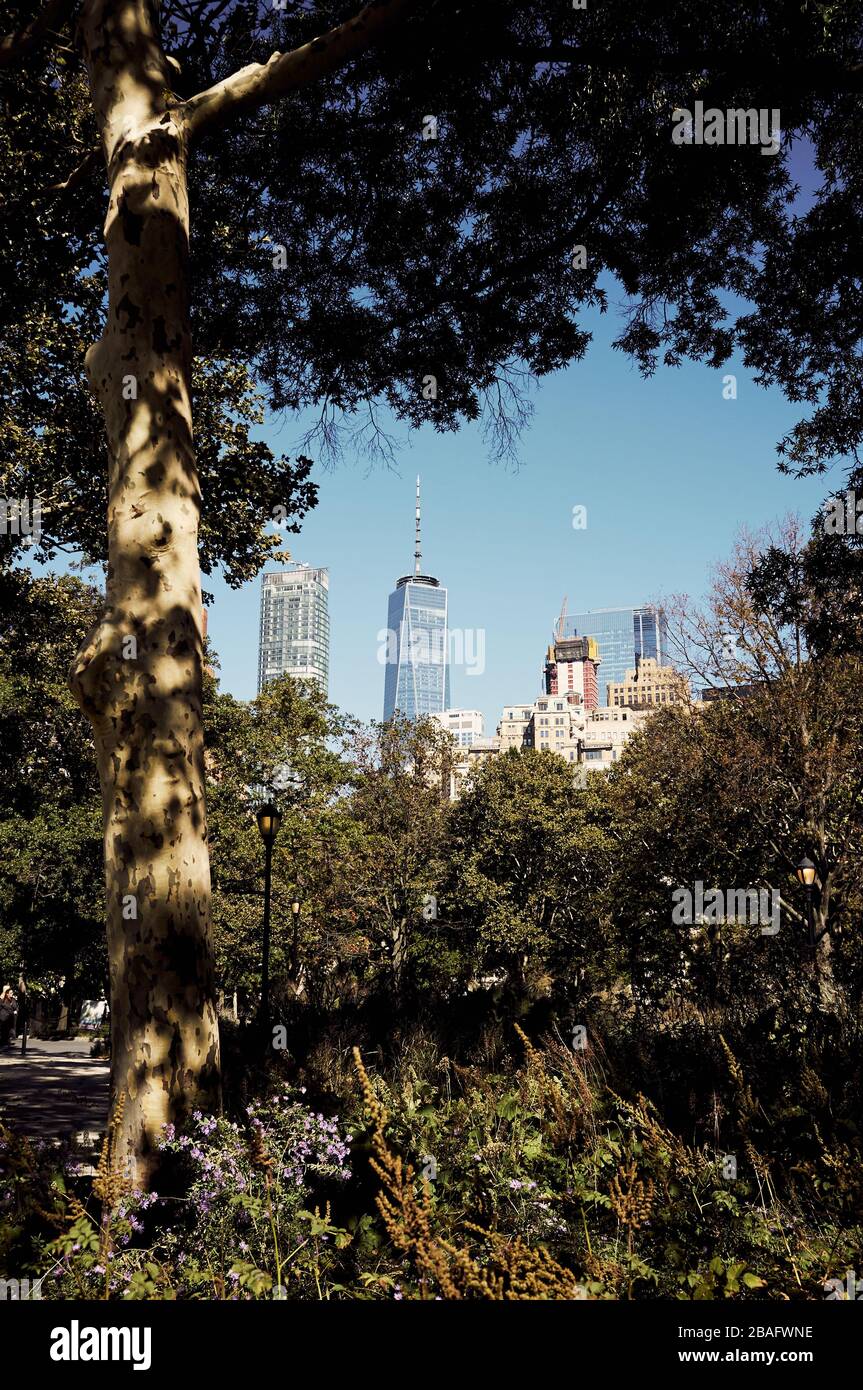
[495,1092,520,1121]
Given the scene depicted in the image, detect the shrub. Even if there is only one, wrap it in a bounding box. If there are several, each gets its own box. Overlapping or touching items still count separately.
[41,1092,354,1300]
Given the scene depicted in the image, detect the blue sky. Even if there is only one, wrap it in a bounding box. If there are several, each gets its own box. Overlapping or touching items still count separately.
[203,294,837,730]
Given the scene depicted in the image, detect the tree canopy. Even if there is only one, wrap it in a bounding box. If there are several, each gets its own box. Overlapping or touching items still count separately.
[3,0,863,577]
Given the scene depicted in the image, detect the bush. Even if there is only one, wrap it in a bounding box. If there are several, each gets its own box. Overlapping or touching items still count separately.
[4,1027,860,1301]
[40,1092,354,1300]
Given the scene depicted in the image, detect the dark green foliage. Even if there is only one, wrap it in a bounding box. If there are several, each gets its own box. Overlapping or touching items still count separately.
[3,0,863,577]
[1,571,862,1298]
[0,568,104,990]
[444,749,616,992]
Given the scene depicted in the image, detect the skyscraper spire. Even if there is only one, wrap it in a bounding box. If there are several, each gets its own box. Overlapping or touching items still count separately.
[383,475,449,721]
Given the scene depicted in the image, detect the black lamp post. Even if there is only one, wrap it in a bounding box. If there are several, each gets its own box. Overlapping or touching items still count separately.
[795,857,817,959]
[255,802,282,1024]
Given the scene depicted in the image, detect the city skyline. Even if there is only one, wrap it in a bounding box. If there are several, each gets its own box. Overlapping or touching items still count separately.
[208,296,834,730]
[47,294,836,731]
[254,485,682,731]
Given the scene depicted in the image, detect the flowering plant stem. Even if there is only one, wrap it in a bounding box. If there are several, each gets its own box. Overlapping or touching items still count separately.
[264,1172,283,1291]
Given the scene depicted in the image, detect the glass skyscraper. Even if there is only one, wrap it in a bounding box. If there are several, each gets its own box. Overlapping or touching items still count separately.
[382,478,450,721]
[258,564,330,694]
[564,606,668,696]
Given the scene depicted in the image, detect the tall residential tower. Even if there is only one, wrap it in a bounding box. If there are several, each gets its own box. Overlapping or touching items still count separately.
[258,563,330,694]
[382,477,450,720]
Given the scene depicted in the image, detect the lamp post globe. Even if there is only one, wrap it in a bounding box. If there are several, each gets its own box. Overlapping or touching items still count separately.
[256,802,282,845]
[795,856,817,956]
[795,857,817,889]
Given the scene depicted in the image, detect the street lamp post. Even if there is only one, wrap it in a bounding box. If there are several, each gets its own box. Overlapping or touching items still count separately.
[255,802,283,1026]
[795,857,818,964]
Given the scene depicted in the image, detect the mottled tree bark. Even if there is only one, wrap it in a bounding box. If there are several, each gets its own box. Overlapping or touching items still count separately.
[66,0,412,1186]
[70,0,219,1185]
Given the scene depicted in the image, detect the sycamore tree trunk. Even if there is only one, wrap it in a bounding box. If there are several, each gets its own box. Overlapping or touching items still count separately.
[60,0,411,1186]
[70,0,219,1185]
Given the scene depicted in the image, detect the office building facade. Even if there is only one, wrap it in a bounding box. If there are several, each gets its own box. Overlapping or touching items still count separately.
[258,564,330,694]
[433,709,485,747]
[607,656,690,710]
[382,477,450,720]
[495,693,646,770]
[498,702,537,751]
[563,606,669,692]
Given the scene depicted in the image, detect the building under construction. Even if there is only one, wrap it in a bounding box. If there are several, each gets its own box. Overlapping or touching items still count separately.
[543,634,601,708]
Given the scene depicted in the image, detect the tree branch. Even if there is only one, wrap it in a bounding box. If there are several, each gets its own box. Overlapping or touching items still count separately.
[465,43,863,93]
[0,0,75,68]
[183,0,416,141]
[42,145,101,196]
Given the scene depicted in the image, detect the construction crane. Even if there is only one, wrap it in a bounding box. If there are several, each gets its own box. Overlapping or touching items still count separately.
[555,595,568,642]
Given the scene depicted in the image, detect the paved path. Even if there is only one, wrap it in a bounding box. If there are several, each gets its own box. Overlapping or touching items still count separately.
[0,1038,109,1139]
